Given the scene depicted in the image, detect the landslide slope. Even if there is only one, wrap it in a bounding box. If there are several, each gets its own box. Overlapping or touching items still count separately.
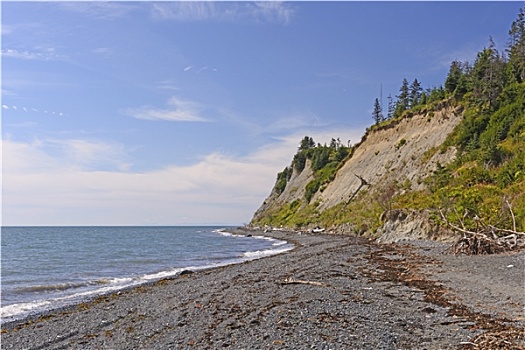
[316,107,461,210]
[251,106,463,231]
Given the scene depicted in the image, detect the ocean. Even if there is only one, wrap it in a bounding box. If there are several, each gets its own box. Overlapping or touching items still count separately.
[1,226,293,324]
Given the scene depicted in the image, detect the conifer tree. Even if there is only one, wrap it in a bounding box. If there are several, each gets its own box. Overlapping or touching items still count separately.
[470,38,506,109]
[372,98,383,124]
[409,78,423,107]
[394,78,410,118]
[387,94,395,119]
[397,78,410,110]
[507,6,525,83]
[299,136,315,150]
[445,60,464,96]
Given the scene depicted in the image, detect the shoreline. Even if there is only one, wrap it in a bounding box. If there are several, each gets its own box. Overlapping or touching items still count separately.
[2,228,524,349]
[1,227,293,328]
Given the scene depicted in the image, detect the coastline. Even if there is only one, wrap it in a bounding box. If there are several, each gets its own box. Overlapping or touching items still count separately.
[2,228,524,349]
[0,227,293,326]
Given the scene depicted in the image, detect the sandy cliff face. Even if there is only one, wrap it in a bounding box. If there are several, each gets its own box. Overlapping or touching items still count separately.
[252,107,463,225]
[316,107,462,210]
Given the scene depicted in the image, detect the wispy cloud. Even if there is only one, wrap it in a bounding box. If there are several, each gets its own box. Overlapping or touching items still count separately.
[1,47,66,61]
[2,137,290,225]
[183,65,219,74]
[44,138,132,172]
[155,80,181,91]
[248,2,294,24]
[2,123,366,225]
[92,47,113,57]
[59,2,139,20]
[122,97,209,122]
[151,1,294,24]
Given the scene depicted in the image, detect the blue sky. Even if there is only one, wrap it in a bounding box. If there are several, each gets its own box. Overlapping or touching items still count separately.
[2,1,522,226]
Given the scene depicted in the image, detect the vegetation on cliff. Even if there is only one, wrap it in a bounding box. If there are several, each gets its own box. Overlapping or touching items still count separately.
[252,7,525,237]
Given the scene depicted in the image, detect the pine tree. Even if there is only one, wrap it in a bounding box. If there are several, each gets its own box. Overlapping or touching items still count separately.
[372,98,383,124]
[299,136,315,150]
[470,38,507,109]
[409,78,423,107]
[507,6,525,83]
[396,78,410,111]
[445,60,464,95]
[387,94,395,119]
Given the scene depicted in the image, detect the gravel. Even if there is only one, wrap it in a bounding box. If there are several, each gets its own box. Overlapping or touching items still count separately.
[2,229,524,349]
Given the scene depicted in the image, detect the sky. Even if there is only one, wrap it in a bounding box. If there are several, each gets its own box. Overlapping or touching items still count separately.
[2,1,523,226]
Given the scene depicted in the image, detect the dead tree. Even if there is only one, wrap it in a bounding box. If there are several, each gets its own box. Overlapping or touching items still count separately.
[439,202,525,255]
[332,174,370,220]
[347,174,370,203]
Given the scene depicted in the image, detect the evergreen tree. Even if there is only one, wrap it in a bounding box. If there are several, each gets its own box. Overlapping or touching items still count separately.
[394,78,410,118]
[372,98,383,124]
[445,60,464,95]
[507,6,525,83]
[397,78,410,110]
[299,136,315,150]
[387,94,395,119]
[409,78,423,107]
[470,38,507,110]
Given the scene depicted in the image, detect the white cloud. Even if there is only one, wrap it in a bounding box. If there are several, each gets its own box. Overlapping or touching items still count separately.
[1,48,66,61]
[152,2,221,21]
[2,124,366,226]
[249,2,294,24]
[92,47,113,57]
[44,138,132,172]
[122,97,209,122]
[59,2,139,20]
[1,137,291,226]
[151,2,294,24]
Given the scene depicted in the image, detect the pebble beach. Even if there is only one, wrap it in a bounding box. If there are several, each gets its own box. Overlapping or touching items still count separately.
[2,228,524,349]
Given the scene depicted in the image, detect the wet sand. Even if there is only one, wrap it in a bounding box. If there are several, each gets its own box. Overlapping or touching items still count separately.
[2,228,524,349]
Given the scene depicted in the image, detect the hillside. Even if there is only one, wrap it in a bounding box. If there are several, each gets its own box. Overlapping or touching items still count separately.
[250,6,525,247]
[251,106,463,239]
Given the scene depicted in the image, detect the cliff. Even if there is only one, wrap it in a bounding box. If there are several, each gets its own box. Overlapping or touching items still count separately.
[251,106,464,239]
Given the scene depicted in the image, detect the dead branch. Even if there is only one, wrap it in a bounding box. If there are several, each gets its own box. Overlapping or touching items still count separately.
[346,174,370,203]
[333,174,371,219]
[439,209,525,255]
[504,196,517,232]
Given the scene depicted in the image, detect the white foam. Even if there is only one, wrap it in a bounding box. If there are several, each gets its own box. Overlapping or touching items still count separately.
[242,246,293,259]
[1,300,51,319]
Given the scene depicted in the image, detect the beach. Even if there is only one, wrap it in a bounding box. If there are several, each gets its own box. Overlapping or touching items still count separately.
[2,228,524,349]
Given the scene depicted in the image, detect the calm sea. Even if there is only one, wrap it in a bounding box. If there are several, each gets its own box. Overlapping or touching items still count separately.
[1,226,293,324]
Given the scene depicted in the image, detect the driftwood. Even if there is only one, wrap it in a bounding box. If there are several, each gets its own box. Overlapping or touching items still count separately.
[280,278,328,287]
[439,204,525,255]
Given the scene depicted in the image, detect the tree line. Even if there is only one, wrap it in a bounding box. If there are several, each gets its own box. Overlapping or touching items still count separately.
[373,6,525,126]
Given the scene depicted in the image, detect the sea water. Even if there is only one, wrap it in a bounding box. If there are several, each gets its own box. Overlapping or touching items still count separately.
[1,226,293,324]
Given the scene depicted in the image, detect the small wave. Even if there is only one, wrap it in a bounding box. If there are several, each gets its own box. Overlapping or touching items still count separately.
[215,230,235,237]
[13,279,113,294]
[1,300,51,319]
[242,246,293,259]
